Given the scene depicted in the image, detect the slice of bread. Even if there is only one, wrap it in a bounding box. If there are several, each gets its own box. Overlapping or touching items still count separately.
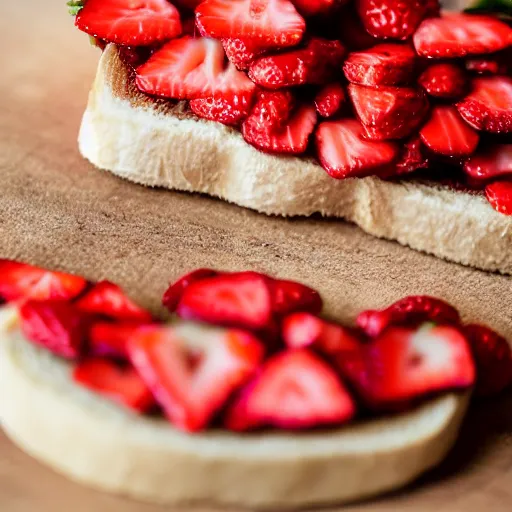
[78,45,512,275]
[0,308,469,509]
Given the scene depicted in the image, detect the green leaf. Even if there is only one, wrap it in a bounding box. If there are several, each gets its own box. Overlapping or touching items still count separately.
[67,0,85,16]
[464,0,512,18]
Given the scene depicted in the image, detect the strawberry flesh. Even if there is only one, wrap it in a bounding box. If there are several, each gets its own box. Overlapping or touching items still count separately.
[349,84,429,140]
[128,324,264,431]
[270,279,323,316]
[316,119,399,179]
[176,272,274,330]
[354,325,475,409]
[343,43,416,86]
[456,76,512,134]
[251,89,296,129]
[190,93,255,125]
[222,38,264,70]
[249,37,345,89]
[75,281,153,323]
[19,300,86,360]
[485,181,512,216]
[225,349,356,430]
[314,83,346,118]
[293,0,344,17]
[196,0,306,49]
[464,324,512,397]
[419,63,467,99]
[75,0,183,46]
[391,136,429,176]
[73,359,156,413]
[420,105,480,157]
[136,36,256,102]
[89,322,149,359]
[413,13,512,59]
[464,144,512,184]
[357,295,461,337]
[163,268,219,313]
[0,260,88,303]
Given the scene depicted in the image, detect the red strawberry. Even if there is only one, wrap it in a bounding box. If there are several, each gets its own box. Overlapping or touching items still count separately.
[466,53,509,76]
[357,295,460,338]
[343,44,416,87]
[75,281,153,323]
[89,322,149,359]
[222,38,264,70]
[355,325,475,409]
[196,0,306,49]
[338,5,379,51]
[176,272,274,330]
[176,0,203,9]
[293,0,344,17]
[242,104,317,155]
[128,324,264,431]
[73,359,156,413]
[0,261,88,303]
[314,83,346,118]
[249,38,345,89]
[413,14,512,59]
[163,268,219,313]
[463,144,512,184]
[349,84,429,140]
[136,36,256,102]
[19,300,86,360]
[464,324,512,397]
[269,279,323,316]
[424,0,440,18]
[316,119,399,179]
[225,349,356,430]
[420,105,480,157]
[357,0,428,40]
[190,94,254,125]
[75,0,182,46]
[456,76,512,134]
[485,181,512,216]
[392,136,429,176]
[419,63,467,99]
[251,90,296,129]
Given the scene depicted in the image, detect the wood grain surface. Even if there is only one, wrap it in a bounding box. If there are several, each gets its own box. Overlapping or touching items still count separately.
[1,1,512,511]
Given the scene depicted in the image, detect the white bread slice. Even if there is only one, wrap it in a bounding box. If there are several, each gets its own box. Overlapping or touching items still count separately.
[0,308,469,509]
[78,45,512,275]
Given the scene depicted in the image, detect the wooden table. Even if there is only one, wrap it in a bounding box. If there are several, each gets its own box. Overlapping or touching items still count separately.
[1,1,512,510]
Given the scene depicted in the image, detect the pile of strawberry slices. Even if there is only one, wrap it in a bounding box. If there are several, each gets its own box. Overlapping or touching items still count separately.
[2,259,512,433]
[71,0,512,214]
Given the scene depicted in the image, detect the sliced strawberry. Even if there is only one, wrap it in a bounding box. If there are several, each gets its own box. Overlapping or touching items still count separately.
[269,279,323,316]
[392,136,429,176]
[466,53,510,76]
[75,0,182,46]
[357,0,428,40]
[314,83,346,118]
[242,104,317,155]
[222,38,264,70]
[73,359,156,413]
[190,92,255,125]
[419,63,467,99]
[357,295,460,338]
[420,105,480,157]
[355,325,475,409]
[463,144,512,184]
[0,260,88,303]
[75,281,153,323]
[163,269,219,313]
[19,300,86,360]
[136,36,256,102]
[456,76,512,134]
[251,89,296,129]
[175,0,204,10]
[89,322,149,359]
[225,349,356,430]
[343,44,416,87]
[176,272,274,330]
[413,13,512,59]
[349,84,429,140]
[128,324,264,431]
[338,5,379,51]
[464,324,512,397]
[485,181,512,216]
[316,119,399,179]
[293,0,344,17]
[196,0,306,49]
[249,38,345,89]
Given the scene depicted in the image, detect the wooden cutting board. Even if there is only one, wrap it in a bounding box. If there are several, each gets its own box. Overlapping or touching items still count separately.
[1,1,512,511]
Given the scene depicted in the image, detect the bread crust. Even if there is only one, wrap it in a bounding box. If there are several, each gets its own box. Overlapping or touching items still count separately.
[0,308,469,508]
[78,45,512,275]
